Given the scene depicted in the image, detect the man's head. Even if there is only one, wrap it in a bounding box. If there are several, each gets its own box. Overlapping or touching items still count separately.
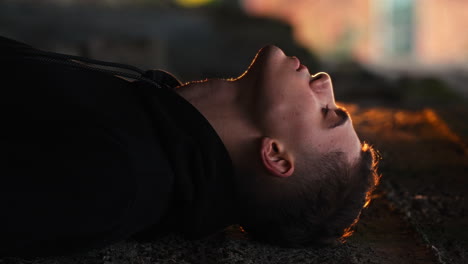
[239,45,361,171]
[176,45,380,246]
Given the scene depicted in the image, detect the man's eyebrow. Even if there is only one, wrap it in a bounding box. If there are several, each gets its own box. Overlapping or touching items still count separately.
[330,107,349,129]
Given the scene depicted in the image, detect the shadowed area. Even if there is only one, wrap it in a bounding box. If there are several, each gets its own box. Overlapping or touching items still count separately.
[3,103,467,264]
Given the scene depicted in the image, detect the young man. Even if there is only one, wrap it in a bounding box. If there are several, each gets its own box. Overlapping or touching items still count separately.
[0,36,379,257]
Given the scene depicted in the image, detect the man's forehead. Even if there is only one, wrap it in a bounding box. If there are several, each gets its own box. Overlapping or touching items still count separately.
[344,134,362,165]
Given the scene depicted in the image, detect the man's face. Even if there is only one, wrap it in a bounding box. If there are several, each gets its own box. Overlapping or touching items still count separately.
[240,45,361,164]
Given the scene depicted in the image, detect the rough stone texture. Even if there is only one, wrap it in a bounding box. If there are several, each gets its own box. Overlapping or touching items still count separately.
[349,105,468,264]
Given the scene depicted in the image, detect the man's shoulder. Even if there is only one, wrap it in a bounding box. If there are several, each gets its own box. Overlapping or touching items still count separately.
[142,69,182,90]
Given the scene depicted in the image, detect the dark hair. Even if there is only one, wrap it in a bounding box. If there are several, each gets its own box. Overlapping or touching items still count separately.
[238,143,380,247]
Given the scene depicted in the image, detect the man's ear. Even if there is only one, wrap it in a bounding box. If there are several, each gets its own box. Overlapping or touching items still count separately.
[260,137,294,178]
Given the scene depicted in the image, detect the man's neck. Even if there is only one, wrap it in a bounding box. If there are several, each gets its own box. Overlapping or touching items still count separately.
[176,79,238,116]
[175,78,261,170]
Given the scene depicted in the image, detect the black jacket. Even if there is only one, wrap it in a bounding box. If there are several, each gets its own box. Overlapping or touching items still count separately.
[0,36,238,257]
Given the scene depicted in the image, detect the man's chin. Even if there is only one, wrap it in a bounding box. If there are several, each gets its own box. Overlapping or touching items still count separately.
[259,45,285,57]
[242,45,281,79]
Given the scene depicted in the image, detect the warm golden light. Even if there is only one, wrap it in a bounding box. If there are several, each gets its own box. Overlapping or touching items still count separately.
[340,215,361,242]
[337,134,382,243]
[239,226,246,233]
[423,109,467,154]
[349,105,466,154]
[176,0,214,8]
[363,199,371,209]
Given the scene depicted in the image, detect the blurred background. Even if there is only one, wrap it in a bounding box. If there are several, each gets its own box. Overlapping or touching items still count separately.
[1,0,468,105]
[1,1,467,263]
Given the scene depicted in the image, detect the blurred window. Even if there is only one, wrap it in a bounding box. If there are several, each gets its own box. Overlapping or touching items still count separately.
[377,0,414,59]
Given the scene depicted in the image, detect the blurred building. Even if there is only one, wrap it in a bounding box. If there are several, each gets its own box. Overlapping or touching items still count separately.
[243,0,468,69]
